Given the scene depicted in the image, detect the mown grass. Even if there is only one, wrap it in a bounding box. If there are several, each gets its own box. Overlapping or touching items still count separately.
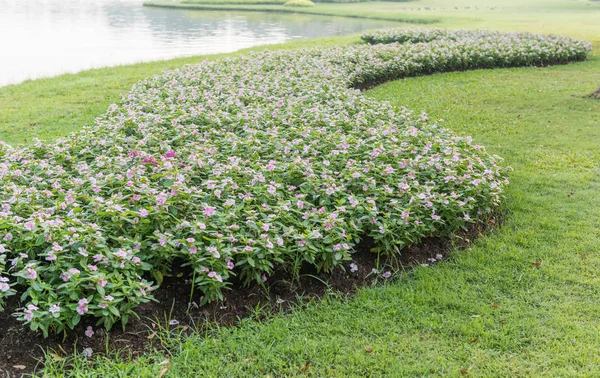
[2,0,600,376]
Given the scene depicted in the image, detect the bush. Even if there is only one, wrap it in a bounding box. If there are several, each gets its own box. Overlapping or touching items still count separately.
[0,29,591,336]
[284,0,315,6]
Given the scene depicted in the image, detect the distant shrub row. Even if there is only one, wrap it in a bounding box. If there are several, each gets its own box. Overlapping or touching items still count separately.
[284,0,315,7]
[0,29,591,336]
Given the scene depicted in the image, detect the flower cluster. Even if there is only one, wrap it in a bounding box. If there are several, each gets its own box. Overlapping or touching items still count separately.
[0,28,589,335]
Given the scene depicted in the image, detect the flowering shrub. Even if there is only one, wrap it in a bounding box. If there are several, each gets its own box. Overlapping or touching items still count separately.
[0,29,591,336]
[361,29,592,63]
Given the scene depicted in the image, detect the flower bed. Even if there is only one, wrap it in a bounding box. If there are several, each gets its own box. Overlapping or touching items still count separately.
[0,29,590,336]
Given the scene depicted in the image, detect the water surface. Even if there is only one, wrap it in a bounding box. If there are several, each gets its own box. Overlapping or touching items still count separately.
[0,0,398,86]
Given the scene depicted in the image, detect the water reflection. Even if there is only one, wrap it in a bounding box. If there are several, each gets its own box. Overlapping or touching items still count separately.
[0,0,398,86]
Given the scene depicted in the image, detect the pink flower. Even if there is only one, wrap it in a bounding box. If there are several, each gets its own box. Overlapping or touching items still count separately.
[24,221,35,231]
[98,280,108,287]
[3,233,12,241]
[26,268,37,280]
[208,271,223,282]
[143,156,157,165]
[203,205,216,217]
[24,304,38,321]
[139,208,149,217]
[85,326,95,338]
[266,160,276,171]
[226,258,235,270]
[382,271,392,279]
[77,298,89,315]
[49,304,61,314]
[164,150,177,158]
[156,194,167,206]
[207,246,220,258]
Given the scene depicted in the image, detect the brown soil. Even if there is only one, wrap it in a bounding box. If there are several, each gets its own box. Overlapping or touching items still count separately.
[586,86,600,99]
[0,220,493,378]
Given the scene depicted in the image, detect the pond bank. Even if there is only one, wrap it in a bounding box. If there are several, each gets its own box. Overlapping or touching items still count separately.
[143,1,440,24]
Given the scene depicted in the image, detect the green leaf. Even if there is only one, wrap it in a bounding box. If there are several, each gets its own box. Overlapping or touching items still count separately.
[109,306,120,317]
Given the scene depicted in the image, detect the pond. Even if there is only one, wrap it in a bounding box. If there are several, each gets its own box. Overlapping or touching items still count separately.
[0,0,399,87]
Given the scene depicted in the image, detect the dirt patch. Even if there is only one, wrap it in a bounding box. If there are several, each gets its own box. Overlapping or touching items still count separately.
[0,219,493,378]
[586,86,600,99]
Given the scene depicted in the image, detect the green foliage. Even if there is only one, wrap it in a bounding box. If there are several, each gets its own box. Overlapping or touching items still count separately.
[284,0,315,6]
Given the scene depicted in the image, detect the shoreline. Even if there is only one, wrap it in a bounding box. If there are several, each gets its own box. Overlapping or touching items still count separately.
[142,1,440,24]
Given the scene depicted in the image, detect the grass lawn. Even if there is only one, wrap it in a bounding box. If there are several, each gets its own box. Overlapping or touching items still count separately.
[2,0,600,376]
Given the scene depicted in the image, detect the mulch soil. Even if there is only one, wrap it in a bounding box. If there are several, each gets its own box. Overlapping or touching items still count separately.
[587,86,600,99]
[0,220,492,378]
